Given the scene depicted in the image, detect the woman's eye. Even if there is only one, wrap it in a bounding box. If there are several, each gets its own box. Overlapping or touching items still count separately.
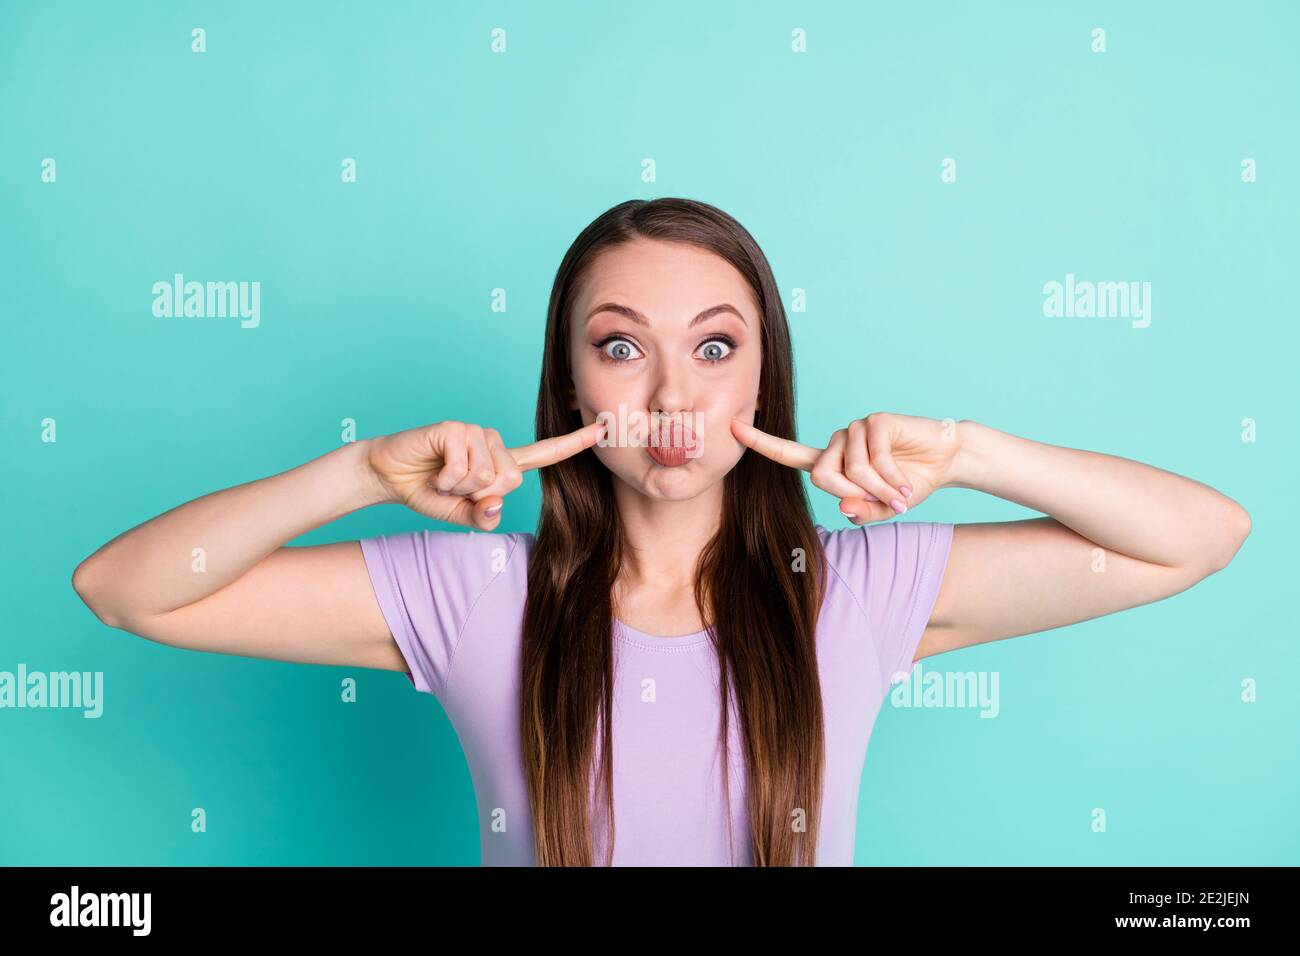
[593,335,735,364]
[697,337,735,363]
[597,337,642,362]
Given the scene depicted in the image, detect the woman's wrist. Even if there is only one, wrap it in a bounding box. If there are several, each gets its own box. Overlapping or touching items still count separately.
[342,437,398,510]
[942,419,996,491]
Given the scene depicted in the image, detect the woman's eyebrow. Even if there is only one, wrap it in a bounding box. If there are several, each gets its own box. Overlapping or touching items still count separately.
[585,302,747,328]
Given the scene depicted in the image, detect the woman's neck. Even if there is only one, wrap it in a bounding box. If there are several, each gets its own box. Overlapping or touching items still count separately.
[611,477,723,591]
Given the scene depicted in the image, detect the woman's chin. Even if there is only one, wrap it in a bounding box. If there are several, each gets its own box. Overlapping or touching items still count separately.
[615,461,714,501]
[644,478,704,501]
[598,445,736,502]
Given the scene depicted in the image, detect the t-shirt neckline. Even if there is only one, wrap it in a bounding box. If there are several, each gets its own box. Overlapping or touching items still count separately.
[614,618,711,649]
[608,525,832,650]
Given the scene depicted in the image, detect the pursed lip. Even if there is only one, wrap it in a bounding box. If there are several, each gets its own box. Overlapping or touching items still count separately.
[645,419,698,466]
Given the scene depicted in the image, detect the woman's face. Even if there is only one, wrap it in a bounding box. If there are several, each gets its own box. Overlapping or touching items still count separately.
[568,237,763,501]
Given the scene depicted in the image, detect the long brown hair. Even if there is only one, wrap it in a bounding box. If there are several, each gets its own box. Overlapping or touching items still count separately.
[521,197,827,866]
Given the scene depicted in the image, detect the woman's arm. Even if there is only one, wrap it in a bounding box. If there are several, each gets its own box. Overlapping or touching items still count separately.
[71,439,410,672]
[71,420,599,672]
[74,440,389,624]
[730,412,1252,664]
[917,420,1252,661]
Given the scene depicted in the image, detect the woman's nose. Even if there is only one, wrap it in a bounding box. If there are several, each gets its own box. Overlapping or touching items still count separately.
[647,359,690,415]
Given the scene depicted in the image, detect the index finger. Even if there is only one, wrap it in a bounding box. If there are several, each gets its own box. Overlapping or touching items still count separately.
[730,418,821,470]
[508,420,608,472]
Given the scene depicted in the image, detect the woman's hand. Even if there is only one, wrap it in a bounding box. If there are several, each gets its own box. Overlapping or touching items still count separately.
[365,420,607,529]
[730,412,964,524]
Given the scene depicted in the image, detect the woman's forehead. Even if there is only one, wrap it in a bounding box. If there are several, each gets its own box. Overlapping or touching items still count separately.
[573,246,760,329]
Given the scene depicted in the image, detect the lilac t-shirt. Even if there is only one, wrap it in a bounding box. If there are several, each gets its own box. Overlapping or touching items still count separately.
[359,520,954,866]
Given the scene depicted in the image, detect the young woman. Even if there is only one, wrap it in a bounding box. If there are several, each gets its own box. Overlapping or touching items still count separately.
[71,198,1251,867]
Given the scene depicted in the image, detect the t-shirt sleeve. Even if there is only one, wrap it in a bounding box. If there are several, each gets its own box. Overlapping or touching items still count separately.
[827,521,955,690]
[357,529,523,699]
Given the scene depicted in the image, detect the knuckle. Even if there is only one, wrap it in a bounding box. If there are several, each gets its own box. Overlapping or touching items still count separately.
[811,474,839,496]
[845,465,876,489]
[476,468,496,485]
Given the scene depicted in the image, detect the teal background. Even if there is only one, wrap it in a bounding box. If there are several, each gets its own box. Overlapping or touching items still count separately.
[2,0,1296,865]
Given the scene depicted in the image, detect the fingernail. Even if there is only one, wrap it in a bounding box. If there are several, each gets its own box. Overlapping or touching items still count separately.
[436,489,451,496]
[839,509,857,520]
[899,485,912,500]
[484,504,502,517]
[891,499,907,514]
